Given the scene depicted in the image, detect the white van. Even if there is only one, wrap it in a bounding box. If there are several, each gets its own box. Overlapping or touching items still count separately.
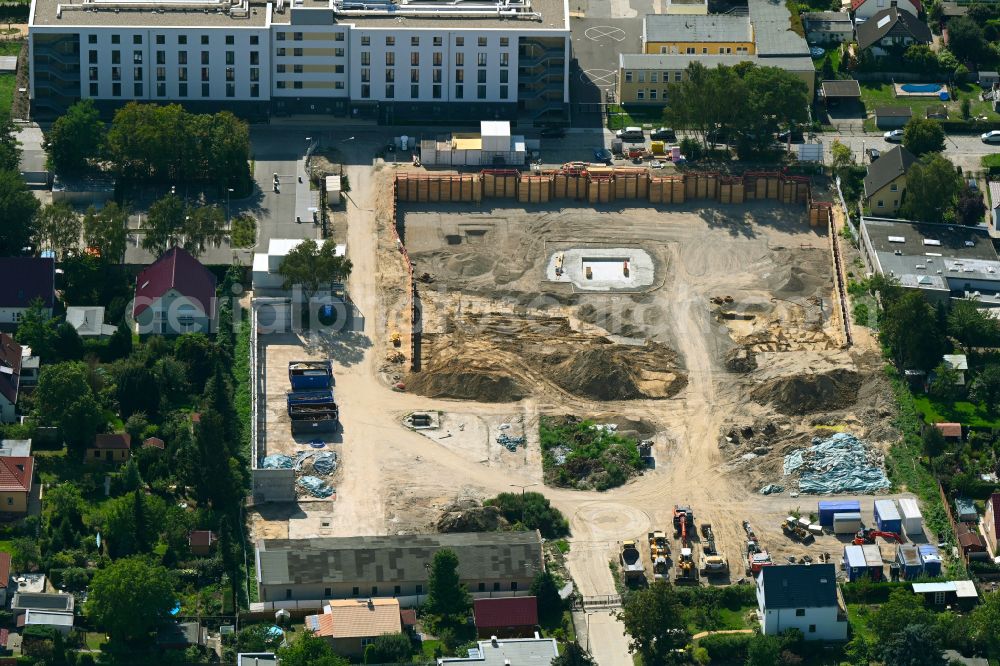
[616,126,645,143]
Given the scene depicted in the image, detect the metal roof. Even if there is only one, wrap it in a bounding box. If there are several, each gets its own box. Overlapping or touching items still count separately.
[759,564,839,609]
[821,79,862,98]
[643,14,752,43]
[749,0,811,56]
[439,638,559,665]
[876,106,913,117]
[912,582,956,593]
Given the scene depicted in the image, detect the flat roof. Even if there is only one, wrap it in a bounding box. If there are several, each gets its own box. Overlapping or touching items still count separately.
[272,0,567,29]
[822,79,862,97]
[439,638,559,666]
[32,0,271,28]
[620,52,812,72]
[749,0,811,56]
[643,13,752,42]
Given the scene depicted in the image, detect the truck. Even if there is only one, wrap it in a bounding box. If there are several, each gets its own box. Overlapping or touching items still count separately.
[746,541,773,576]
[289,360,333,390]
[673,506,694,543]
[620,541,644,582]
[286,389,336,415]
[648,531,670,581]
[699,523,729,576]
[675,547,699,584]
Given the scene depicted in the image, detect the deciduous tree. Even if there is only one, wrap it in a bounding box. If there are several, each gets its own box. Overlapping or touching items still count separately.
[424,548,472,621]
[900,153,962,223]
[82,203,128,262]
[33,203,80,258]
[43,99,106,175]
[878,624,947,666]
[33,362,106,449]
[276,631,348,666]
[278,238,354,301]
[956,187,987,226]
[87,556,176,643]
[616,582,689,664]
[552,642,596,666]
[0,169,41,255]
[947,17,990,65]
[970,364,1000,413]
[903,118,946,156]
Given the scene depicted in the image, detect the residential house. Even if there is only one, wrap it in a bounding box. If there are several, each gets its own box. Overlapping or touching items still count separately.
[157,622,205,650]
[874,106,913,129]
[912,581,979,611]
[438,637,559,665]
[857,8,932,56]
[956,522,988,560]
[943,354,969,386]
[305,598,402,657]
[0,457,33,514]
[983,493,1000,555]
[863,145,916,214]
[189,531,216,556]
[86,434,131,464]
[852,0,921,20]
[642,14,755,55]
[0,257,55,325]
[473,597,539,638]
[19,609,73,635]
[0,335,22,424]
[933,422,962,443]
[12,591,74,616]
[803,12,855,43]
[0,552,12,606]
[756,564,849,640]
[255,531,544,604]
[18,349,38,387]
[65,306,117,338]
[237,655,278,666]
[133,247,217,336]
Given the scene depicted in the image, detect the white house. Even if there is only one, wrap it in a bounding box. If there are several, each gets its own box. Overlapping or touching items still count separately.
[252,238,346,296]
[851,0,921,20]
[756,564,848,641]
[132,247,217,336]
[0,334,23,424]
[66,306,118,338]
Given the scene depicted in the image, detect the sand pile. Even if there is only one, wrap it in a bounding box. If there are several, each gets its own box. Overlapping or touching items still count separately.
[406,363,528,402]
[549,344,687,401]
[751,368,861,415]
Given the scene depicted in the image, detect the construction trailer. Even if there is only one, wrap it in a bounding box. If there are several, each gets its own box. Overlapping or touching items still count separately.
[874,500,902,534]
[898,498,923,536]
[818,500,861,527]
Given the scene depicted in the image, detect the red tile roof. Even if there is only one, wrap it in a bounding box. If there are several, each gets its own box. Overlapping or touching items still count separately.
[0,334,21,406]
[399,609,417,627]
[142,437,165,449]
[93,434,131,450]
[0,258,55,310]
[935,423,962,438]
[473,597,539,629]
[189,531,216,548]
[956,523,986,550]
[132,247,217,318]
[0,457,32,493]
[0,552,11,589]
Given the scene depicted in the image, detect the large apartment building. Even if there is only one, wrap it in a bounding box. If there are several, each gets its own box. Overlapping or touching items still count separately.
[28,0,570,122]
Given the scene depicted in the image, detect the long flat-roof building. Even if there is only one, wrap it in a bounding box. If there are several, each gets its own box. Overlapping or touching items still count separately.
[28,0,570,122]
[255,531,544,603]
[860,217,1000,305]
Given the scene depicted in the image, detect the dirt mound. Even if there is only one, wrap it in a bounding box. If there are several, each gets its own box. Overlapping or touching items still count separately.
[405,364,528,402]
[436,500,509,532]
[751,368,862,415]
[550,345,686,401]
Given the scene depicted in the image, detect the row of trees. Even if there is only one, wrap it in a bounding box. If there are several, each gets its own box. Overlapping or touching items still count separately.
[44,99,252,188]
[663,62,810,157]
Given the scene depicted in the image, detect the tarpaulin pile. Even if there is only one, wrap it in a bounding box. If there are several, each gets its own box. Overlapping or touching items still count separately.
[783,432,890,494]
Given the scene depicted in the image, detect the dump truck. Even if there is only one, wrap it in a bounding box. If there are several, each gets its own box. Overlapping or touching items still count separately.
[699,523,729,576]
[675,547,699,584]
[746,540,773,576]
[620,541,644,582]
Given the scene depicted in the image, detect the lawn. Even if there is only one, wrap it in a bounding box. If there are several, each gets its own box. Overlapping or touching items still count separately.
[846,605,875,642]
[85,632,106,651]
[417,639,443,661]
[0,72,15,116]
[607,105,666,130]
[814,48,842,74]
[912,394,1000,428]
[859,82,1000,130]
[0,42,22,57]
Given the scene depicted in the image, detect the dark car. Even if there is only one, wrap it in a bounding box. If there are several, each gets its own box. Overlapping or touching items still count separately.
[650,127,677,141]
[593,148,613,164]
[540,126,566,138]
[866,148,881,162]
[776,129,805,143]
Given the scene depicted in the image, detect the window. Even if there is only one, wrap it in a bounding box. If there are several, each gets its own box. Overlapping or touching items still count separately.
[156,82,166,96]
[134,82,143,96]
[456,36,464,46]
[285,590,292,600]
[478,53,487,66]
[361,51,370,66]
[411,52,419,66]
[226,35,235,45]
[394,585,401,595]
[178,35,187,45]
[89,66,98,81]
[411,36,419,46]
[276,81,286,89]
[477,69,486,83]
[202,83,209,96]
[361,68,370,82]
[133,34,142,44]
[511,581,518,591]
[335,48,344,57]
[361,36,370,46]
[638,71,645,83]
[411,68,419,82]
[226,51,235,65]
[385,69,394,82]
[477,84,486,99]
[251,52,259,65]
[324,588,332,597]
[112,35,120,44]
[226,83,235,97]
[877,200,884,208]
[650,72,658,83]
[625,71,632,83]
[277,64,286,73]
[500,37,509,46]
[478,36,487,46]
[649,89,657,100]
[202,51,210,65]
[433,84,441,98]
[89,82,98,96]
[133,50,143,64]
[674,71,682,81]
[702,47,708,54]
[637,90,644,100]
[251,35,259,45]
[433,69,442,83]
[276,32,286,41]
[178,51,188,65]
[433,52,442,66]
[88,35,97,44]
[251,83,259,97]
[500,85,508,99]
[226,66,236,81]
[808,625,816,633]
[411,84,419,97]
[500,70,508,83]
[361,83,370,98]
[179,82,188,96]
[335,32,344,42]
[433,36,442,46]
[201,67,210,81]
[335,81,344,89]
[111,66,121,81]
[293,64,303,74]
[686,47,695,54]
[455,84,463,98]
[385,52,394,66]
[293,48,302,57]
[293,32,303,41]
[493,582,500,591]
[93,450,101,458]
[112,50,121,64]
[156,66,165,80]
[890,183,898,191]
[361,638,375,648]
[416,584,423,594]
[371,586,378,595]
[250,67,259,81]
[795,609,806,617]
[156,51,165,65]
[385,36,394,46]
[385,84,394,98]
[478,582,486,592]
[178,68,187,81]
[293,81,302,89]
[201,35,209,45]
[455,69,464,83]
[456,53,464,66]
[352,587,360,596]
[500,52,508,67]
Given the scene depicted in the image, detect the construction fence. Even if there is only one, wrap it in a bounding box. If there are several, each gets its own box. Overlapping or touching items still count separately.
[395,168,819,209]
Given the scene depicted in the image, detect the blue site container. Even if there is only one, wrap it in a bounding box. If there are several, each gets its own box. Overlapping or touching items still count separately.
[919,545,942,577]
[819,500,861,527]
[844,545,867,582]
[874,499,902,534]
[288,360,333,390]
[895,544,923,580]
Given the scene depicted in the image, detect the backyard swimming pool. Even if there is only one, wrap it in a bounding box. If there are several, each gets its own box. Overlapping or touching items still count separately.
[901,83,943,93]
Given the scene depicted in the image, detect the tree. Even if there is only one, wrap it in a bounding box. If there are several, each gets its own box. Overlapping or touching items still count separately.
[276,631,348,666]
[970,365,1000,413]
[831,140,855,180]
[922,425,947,462]
[33,362,106,449]
[901,153,962,224]
[87,556,176,642]
[0,169,41,255]
[968,590,1000,657]
[531,570,564,624]
[181,204,226,257]
[903,118,946,157]
[0,116,21,172]
[616,581,689,665]
[43,100,106,176]
[82,203,128,262]
[746,633,782,666]
[115,362,161,418]
[947,17,989,65]
[234,624,283,653]
[949,299,999,348]
[11,536,41,571]
[278,238,354,301]
[878,624,947,666]
[15,300,59,360]
[54,322,85,362]
[364,633,412,664]
[33,203,81,258]
[928,363,960,402]
[484,492,570,538]
[141,193,185,256]
[956,187,987,226]
[424,548,472,621]
[868,588,935,643]
[879,291,948,370]
[551,642,596,666]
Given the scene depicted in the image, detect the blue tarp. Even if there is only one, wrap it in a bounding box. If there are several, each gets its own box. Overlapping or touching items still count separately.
[783,432,890,494]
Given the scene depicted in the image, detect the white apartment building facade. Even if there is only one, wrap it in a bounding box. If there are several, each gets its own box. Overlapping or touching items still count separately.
[28,0,570,123]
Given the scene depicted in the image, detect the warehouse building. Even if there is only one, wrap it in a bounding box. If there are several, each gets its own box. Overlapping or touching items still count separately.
[860,217,1000,305]
[255,531,544,604]
[28,0,570,122]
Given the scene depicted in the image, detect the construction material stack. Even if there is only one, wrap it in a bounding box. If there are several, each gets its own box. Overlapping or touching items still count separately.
[648,531,670,581]
[287,361,339,433]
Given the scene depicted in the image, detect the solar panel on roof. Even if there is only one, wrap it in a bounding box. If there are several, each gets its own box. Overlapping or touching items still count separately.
[877,14,891,27]
[888,236,905,243]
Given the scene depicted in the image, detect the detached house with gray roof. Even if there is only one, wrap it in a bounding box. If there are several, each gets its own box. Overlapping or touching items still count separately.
[857,7,932,56]
[757,564,848,640]
[864,145,917,214]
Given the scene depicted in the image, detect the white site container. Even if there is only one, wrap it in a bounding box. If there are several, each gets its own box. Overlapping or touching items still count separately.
[898,497,924,536]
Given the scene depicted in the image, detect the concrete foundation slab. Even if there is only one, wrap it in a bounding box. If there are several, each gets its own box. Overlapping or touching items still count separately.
[546,247,655,291]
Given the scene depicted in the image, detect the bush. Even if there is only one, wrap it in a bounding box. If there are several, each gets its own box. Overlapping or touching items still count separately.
[698,633,753,661]
[230,214,257,249]
[483,492,570,538]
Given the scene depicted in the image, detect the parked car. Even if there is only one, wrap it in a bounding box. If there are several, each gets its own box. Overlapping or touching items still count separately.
[776,129,805,143]
[616,126,645,143]
[650,159,664,169]
[540,126,565,138]
[883,129,904,142]
[982,130,1000,144]
[593,148,613,164]
[650,127,676,141]
[866,148,881,162]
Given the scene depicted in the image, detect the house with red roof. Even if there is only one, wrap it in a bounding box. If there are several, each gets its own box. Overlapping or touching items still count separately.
[933,422,963,443]
[133,247,217,336]
[189,530,217,556]
[984,493,1000,556]
[0,457,34,514]
[0,257,55,326]
[86,433,131,464]
[0,552,12,606]
[0,335,22,424]
[851,0,920,20]
[473,596,539,638]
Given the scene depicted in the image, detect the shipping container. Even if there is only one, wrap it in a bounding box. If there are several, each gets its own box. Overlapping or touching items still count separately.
[844,545,867,582]
[919,545,942,577]
[898,498,923,536]
[895,544,922,580]
[874,499,903,534]
[833,511,863,534]
[819,500,861,527]
[862,544,884,581]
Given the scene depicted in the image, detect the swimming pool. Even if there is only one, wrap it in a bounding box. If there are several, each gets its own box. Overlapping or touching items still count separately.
[901,83,943,93]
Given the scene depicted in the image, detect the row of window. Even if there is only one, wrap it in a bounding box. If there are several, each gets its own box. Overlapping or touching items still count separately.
[276,64,344,74]
[90,50,259,67]
[276,31,346,42]
[89,81,261,98]
[275,80,345,90]
[353,35,508,47]
[290,580,520,600]
[357,83,504,100]
[360,51,505,67]
[88,34,260,46]
[359,68,506,84]
[90,66,260,83]
[656,45,749,55]
[624,70,684,84]
[634,89,668,100]
[276,47,345,57]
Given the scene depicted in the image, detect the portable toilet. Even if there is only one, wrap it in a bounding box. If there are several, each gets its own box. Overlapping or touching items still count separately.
[844,545,867,582]
[833,512,863,534]
[895,544,922,580]
[862,544,884,581]
[898,498,923,536]
[874,499,902,534]
[919,545,942,577]
[819,500,861,527]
